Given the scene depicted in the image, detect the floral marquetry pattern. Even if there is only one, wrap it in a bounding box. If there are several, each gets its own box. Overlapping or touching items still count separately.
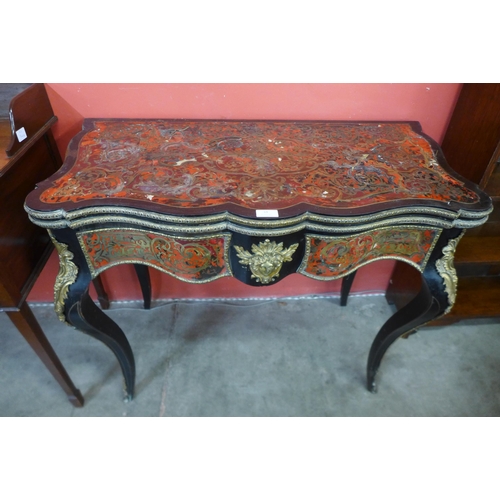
[38,121,479,211]
[299,227,441,280]
[78,230,231,283]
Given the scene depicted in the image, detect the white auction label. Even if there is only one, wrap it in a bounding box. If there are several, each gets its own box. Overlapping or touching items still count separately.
[256,209,279,218]
[16,127,28,142]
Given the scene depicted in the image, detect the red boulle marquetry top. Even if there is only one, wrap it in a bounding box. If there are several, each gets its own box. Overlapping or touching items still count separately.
[26,120,491,222]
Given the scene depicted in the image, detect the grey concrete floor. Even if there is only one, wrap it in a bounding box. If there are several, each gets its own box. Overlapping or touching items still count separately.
[1,295,500,416]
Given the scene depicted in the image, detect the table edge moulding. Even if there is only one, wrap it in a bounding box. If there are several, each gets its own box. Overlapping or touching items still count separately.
[24,118,493,403]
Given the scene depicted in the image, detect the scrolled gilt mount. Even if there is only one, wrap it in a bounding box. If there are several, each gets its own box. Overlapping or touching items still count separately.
[234,239,299,284]
[48,231,79,324]
[435,234,463,314]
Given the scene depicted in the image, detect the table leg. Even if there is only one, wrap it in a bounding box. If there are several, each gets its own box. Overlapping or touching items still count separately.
[92,275,110,310]
[6,301,84,407]
[133,264,151,309]
[340,270,357,306]
[67,290,136,400]
[366,229,463,391]
[50,230,136,401]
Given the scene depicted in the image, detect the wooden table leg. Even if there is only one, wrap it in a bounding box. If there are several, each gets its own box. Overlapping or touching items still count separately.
[51,229,136,401]
[133,264,151,309]
[67,290,136,400]
[91,267,150,311]
[340,270,357,306]
[92,275,110,310]
[6,301,84,407]
[366,229,462,391]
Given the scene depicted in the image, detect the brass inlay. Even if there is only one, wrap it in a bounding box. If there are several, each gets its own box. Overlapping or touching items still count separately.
[435,233,464,314]
[298,226,442,281]
[25,203,493,233]
[234,239,299,284]
[49,231,79,324]
[77,229,233,283]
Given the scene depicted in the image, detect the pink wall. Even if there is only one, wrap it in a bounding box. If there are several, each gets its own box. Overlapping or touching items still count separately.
[28,83,462,303]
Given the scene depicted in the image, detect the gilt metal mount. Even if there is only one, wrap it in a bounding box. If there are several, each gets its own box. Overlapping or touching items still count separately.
[234,239,299,284]
[49,231,79,324]
[435,234,463,314]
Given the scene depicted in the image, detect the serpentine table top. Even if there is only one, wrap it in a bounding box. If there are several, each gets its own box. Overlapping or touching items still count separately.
[26,119,489,222]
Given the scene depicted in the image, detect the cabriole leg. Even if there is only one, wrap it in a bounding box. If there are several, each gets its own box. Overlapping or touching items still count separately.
[50,230,136,401]
[67,291,136,401]
[366,229,463,392]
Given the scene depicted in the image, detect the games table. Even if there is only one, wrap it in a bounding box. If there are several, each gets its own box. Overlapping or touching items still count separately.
[24,119,492,401]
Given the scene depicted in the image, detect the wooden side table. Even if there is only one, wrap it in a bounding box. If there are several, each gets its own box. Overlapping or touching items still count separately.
[0,84,84,407]
[25,119,492,401]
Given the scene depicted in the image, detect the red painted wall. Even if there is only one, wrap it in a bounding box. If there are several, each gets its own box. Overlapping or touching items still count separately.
[28,83,462,303]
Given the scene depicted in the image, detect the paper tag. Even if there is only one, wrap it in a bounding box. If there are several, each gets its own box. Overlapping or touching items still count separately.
[16,127,27,142]
[256,209,279,218]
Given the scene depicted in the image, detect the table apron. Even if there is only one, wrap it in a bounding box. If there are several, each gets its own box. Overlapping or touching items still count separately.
[73,225,442,286]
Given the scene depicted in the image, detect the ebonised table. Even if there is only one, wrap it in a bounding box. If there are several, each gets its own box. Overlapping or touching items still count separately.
[24,119,492,401]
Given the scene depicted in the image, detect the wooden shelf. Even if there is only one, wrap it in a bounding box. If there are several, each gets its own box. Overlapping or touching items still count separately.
[455,234,500,266]
[429,277,500,325]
